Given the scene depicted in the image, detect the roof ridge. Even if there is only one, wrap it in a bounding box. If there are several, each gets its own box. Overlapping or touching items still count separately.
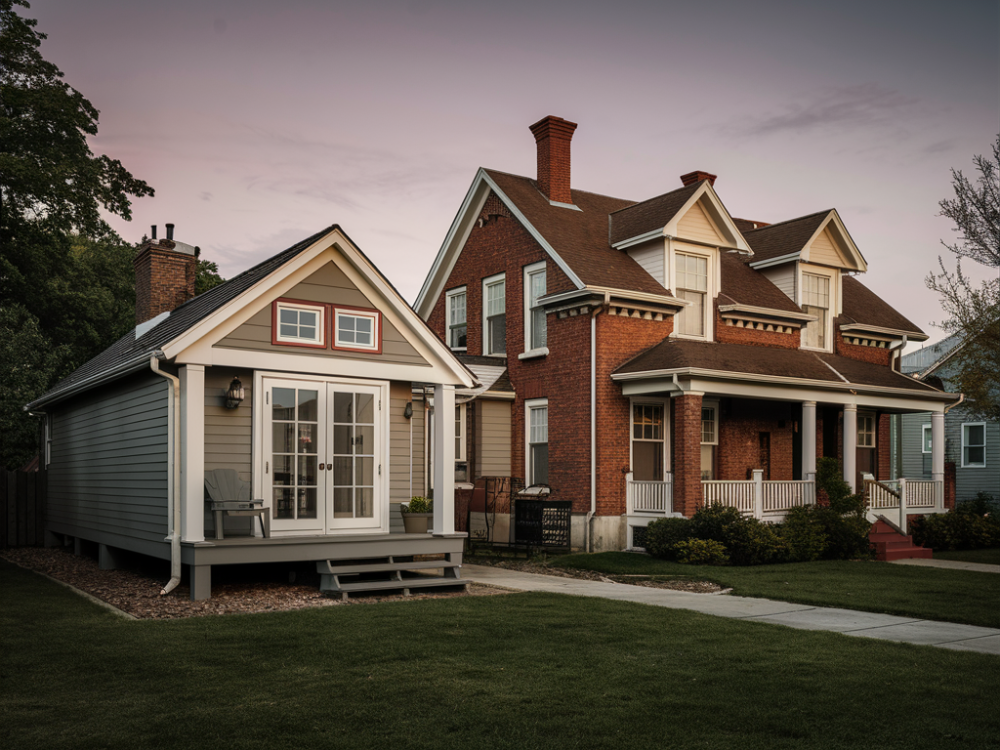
[743,209,832,234]
[607,182,700,216]
[482,168,636,204]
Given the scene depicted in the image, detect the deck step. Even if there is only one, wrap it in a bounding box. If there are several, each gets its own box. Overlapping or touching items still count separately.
[316,558,460,576]
[317,554,465,599]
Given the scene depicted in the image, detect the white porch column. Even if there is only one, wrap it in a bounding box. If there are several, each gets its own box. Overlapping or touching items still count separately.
[842,404,857,493]
[179,365,205,543]
[931,410,945,507]
[432,384,456,535]
[801,401,817,482]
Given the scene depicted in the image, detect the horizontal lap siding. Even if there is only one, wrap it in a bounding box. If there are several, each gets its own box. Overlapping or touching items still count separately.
[951,410,1000,501]
[48,373,169,542]
[476,400,511,477]
[900,414,931,479]
[411,397,426,497]
[389,381,413,533]
[204,369,253,482]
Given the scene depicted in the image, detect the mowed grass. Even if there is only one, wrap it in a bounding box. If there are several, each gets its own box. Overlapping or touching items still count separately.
[2,562,999,750]
[552,553,1000,629]
[934,548,1000,566]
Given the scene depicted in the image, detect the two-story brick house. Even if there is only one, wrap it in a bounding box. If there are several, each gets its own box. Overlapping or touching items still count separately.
[415,115,959,551]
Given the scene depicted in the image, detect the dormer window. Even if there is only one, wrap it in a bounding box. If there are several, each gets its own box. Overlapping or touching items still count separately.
[801,273,830,350]
[676,252,709,338]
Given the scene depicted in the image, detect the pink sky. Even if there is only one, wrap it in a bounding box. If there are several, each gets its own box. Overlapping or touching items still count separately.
[30,0,999,349]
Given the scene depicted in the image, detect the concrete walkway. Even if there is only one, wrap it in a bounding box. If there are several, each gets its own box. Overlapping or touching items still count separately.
[891,557,1000,574]
[462,565,1000,656]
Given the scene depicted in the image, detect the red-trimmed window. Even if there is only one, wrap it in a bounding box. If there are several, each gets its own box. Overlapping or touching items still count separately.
[273,299,327,348]
[332,306,381,353]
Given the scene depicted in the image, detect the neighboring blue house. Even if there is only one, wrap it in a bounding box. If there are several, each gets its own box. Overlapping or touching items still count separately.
[896,336,999,503]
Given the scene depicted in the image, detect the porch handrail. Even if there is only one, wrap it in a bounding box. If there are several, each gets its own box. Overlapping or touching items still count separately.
[626,472,673,514]
[703,472,817,519]
[762,480,816,511]
[864,477,945,533]
[702,479,756,514]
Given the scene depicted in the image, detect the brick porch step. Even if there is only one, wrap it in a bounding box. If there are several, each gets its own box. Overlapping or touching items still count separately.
[869,519,933,562]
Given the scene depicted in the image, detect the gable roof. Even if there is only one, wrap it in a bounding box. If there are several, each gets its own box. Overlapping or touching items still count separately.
[840,276,926,338]
[720,252,803,314]
[30,224,474,409]
[608,182,702,246]
[743,211,830,264]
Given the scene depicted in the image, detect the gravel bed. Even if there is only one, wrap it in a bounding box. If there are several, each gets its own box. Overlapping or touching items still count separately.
[1,547,507,620]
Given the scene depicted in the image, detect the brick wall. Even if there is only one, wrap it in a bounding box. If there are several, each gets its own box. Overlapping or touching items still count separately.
[716,399,796,481]
[714,303,801,349]
[877,413,892,480]
[134,240,197,324]
[833,317,893,367]
[671,393,703,516]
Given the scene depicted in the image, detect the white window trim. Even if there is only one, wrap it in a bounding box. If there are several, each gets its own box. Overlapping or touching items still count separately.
[445,286,467,352]
[525,397,548,486]
[921,424,932,454]
[275,301,326,346]
[456,402,467,462]
[629,398,670,479]
[857,412,876,449]
[797,263,839,353]
[961,422,987,469]
[701,400,719,446]
[426,400,468,487]
[669,244,715,342]
[482,272,506,357]
[523,261,547,358]
[333,308,380,352]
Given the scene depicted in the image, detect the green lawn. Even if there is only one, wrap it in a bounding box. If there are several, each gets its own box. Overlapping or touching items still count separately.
[933,548,1000,566]
[2,562,999,750]
[551,553,1000,629]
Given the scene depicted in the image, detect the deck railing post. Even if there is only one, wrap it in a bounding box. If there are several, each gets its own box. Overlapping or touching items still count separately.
[752,470,764,520]
[898,477,908,533]
[626,472,634,515]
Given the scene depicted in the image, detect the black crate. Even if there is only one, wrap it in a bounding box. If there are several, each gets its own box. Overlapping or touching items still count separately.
[513,499,572,550]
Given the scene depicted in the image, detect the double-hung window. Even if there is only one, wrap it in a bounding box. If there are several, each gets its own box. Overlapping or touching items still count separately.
[446,287,467,351]
[676,253,708,338]
[631,403,665,481]
[962,423,986,468]
[701,404,718,480]
[524,262,547,353]
[802,273,830,349]
[274,300,326,348]
[857,414,875,448]
[921,425,932,454]
[526,399,548,485]
[483,274,506,355]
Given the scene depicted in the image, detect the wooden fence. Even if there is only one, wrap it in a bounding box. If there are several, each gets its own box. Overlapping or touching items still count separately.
[1,469,45,549]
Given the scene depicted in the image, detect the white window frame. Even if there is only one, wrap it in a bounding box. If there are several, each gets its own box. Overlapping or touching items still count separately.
[275,300,326,346]
[701,402,719,446]
[629,398,670,481]
[857,412,876,449]
[446,286,467,352]
[455,402,467,462]
[798,264,838,353]
[521,261,549,358]
[333,307,380,353]
[525,398,548,486]
[921,424,932,454]
[482,272,506,356]
[961,422,987,468]
[670,245,714,342]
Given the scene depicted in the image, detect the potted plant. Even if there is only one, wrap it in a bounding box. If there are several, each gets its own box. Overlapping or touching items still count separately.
[401,496,434,533]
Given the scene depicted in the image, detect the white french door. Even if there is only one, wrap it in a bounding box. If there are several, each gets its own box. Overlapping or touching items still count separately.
[260,375,386,535]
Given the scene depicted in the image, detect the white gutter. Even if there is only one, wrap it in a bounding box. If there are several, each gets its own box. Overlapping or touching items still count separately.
[149,354,182,596]
[586,293,610,552]
[26,354,152,411]
[889,335,908,372]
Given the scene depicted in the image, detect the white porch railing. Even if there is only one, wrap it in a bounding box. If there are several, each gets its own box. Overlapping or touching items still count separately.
[626,473,674,514]
[703,471,815,519]
[864,477,944,532]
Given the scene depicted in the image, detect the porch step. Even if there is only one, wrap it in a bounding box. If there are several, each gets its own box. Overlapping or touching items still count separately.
[316,554,464,599]
[869,520,933,562]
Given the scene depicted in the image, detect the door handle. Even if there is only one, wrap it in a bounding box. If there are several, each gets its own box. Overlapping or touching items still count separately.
[319,463,326,471]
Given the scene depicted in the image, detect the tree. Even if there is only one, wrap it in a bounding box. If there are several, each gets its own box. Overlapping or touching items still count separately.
[197,258,225,295]
[926,135,1000,420]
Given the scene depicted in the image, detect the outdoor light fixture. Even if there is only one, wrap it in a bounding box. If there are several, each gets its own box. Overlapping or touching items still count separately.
[403,401,413,420]
[225,376,245,409]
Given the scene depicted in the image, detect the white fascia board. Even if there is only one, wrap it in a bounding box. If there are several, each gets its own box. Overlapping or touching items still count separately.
[748,252,801,270]
[586,285,689,308]
[663,182,753,254]
[611,229,663,251]
[165,227,474,388]
[839,323,929,341]
[718,303,816,322]
[611,366,957,406]
[414,169,586,319]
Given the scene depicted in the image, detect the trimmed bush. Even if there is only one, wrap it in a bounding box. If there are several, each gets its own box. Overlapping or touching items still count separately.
[644,517,693,560]
[689,503,744,543]
[673,538,728,565]
[955,492,999,518]
[911,510,1000,551]
[779,506,829,562]
[723,518,789,566]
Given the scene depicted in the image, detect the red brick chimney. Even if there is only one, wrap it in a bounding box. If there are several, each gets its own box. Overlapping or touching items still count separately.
[529,115,578,205]
[134,224,199,325]
[680,170,718,187]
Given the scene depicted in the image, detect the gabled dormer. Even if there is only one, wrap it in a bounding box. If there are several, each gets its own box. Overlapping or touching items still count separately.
[745,210,866,352]
[609,172,753,342]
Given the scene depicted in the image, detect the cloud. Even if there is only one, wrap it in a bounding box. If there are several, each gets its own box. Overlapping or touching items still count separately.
[732,83,918,139]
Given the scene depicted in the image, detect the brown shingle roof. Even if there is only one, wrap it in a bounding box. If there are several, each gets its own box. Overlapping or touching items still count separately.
[840,276,924,335]
[485,170,670,296]
[744,211,829,264]
[613,338,942,394]
[720,252,803,314]
[608,182,702,246]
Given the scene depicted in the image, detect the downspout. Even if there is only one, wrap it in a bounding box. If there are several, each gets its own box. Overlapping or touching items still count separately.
[586,292,610,552]
[944,393,965,414]
[889,335,907,372]
[150,354,182,596]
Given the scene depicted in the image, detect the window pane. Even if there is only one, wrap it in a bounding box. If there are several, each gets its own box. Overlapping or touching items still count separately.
[298,390,318,422]
[489,314,506,354]
[280,309,297,324]
[530,406,548,443]
[531,443,548,485]
[966,424,985,445]
[678,290,705,336]
[633,442,663,481]
[967,446,985,465]
[922,427,932,452]
[273,388,296,420]
[451,324,467,349]
[802,305,827,349]
[279,323,297,338]
[450,292,466,325]
[532,307,546,349]
[356,394,374,424]
[487,280,505,315]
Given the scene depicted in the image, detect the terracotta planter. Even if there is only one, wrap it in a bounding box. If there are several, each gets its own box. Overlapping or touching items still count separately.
[402,512,433,533]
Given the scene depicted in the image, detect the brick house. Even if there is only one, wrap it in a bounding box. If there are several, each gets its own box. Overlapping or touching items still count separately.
[415,116,959,550]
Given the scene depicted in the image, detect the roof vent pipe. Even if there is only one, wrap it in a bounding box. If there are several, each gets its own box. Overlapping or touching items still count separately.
[165,223,175,240]
[151,225,157,240]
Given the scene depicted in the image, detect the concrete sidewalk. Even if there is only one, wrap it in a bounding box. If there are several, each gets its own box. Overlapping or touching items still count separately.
[891,557,1000,574]
[462,564,1000,656]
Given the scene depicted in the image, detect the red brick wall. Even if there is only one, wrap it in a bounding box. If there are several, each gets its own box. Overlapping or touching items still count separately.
[672,393,703,516]
[134,241,197,324]
[716,399,796,482]
[877,413,892,481]
[714,304,801,349]
[833,318,893,366]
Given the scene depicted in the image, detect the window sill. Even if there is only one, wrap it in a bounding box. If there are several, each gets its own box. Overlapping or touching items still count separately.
[450,347,468,353]
[518,347,549,361]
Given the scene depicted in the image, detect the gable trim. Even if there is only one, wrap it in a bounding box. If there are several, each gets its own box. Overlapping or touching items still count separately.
[801,210,867,272]
[663,182,753,254]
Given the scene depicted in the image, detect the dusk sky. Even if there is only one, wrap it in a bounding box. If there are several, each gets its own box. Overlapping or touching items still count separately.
[30,0,999,350]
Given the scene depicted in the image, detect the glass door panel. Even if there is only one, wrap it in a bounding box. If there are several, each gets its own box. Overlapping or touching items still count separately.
[328,389,378,527]
[265,382,324,532]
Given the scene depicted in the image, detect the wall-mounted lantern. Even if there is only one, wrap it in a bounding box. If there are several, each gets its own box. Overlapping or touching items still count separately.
[403,401,413,420]
[225,376,245,409]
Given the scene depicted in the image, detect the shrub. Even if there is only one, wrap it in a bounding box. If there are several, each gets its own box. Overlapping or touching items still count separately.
[673,538,728,565]
[808,506,873,559]
[644,517,693,560]
[911,510,1000,551]
[779,506,829,562]
[724,518,790,566]
[816,457,852,508]
[955,492,999,518]
[689,503,744,543]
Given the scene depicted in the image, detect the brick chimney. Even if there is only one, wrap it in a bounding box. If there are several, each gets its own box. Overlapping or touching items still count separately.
[529,115,578,205]
[134,224,199,325]
[680,170,718,187]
